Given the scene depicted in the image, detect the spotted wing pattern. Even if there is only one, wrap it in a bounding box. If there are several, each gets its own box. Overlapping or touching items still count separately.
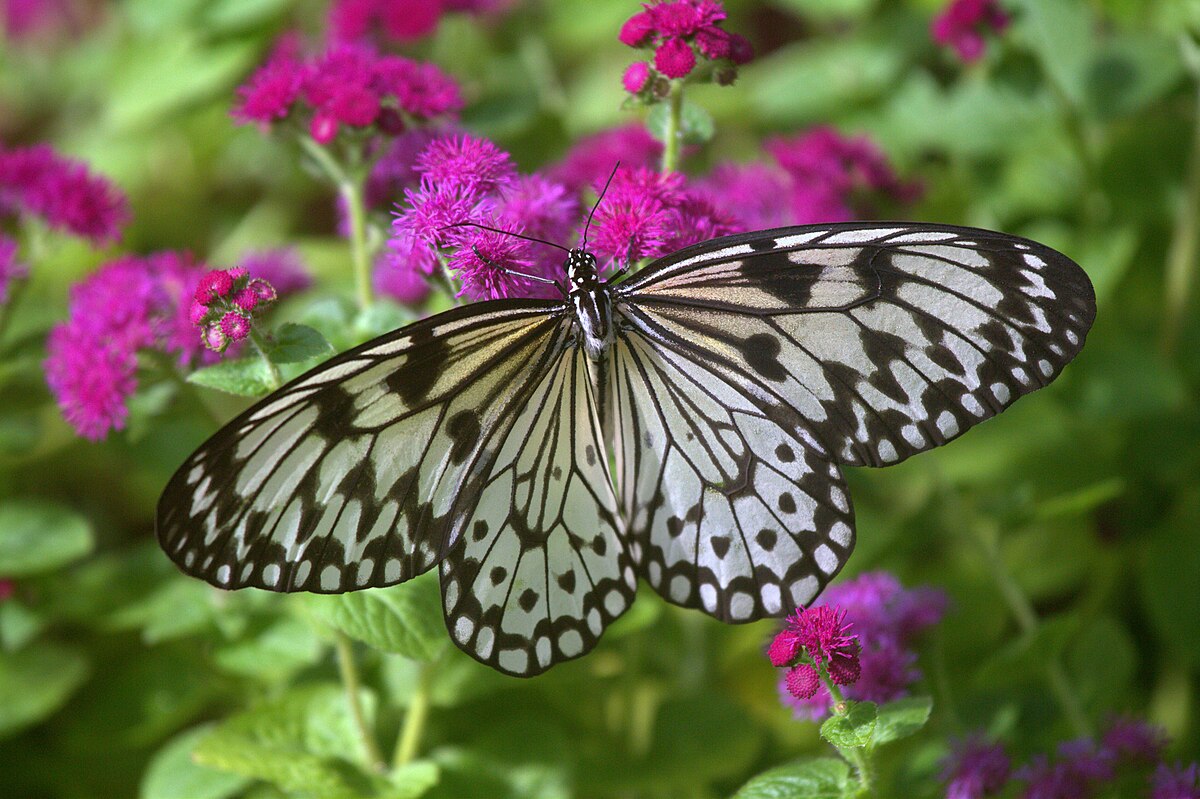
[618,223,1096,468]
[441,347,636,676]
[607,326,856,621]
[156,302,570,595]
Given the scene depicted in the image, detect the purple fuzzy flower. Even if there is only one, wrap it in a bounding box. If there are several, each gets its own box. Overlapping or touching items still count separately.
[785,664,821,700]
[1015,741,1115,799]
[232,35,305,125]
[415,134,515,195]
[1,235,28,306]
[1102,716,1168,765]
[618,0,752,89]
[932,0,1010,63]
[374,244,432,305]
[767,127,921,224]
[330,0,442,43]
[654,37,696,79]
[942,736,1011,799]
[447,227,541,301]
[1152,762,1200,799]
[697,162,792,231]
[2,0,73,42]
[366,128,441,207]
[623,61,652,94]
[0,143,130,245]
[45,252,209,440]
[549,125,663,192]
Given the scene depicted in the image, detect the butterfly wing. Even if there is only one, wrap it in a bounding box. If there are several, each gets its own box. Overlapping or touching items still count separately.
[617,223,1096,467]
[612,222,1094,618]
[608,327,855,621]
[157,301,570,593]
[440,346,636,676]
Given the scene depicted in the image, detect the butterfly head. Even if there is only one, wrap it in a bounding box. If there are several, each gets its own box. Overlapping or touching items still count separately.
[566,248,599,289]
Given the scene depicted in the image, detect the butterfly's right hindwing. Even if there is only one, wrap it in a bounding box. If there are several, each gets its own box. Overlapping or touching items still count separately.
[156,302,567,595]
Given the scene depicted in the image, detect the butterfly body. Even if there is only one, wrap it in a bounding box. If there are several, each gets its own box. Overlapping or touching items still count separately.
[157,222,1096,676]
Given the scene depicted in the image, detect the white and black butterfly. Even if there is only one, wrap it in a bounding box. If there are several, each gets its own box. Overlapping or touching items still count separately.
[157,221,1095,677]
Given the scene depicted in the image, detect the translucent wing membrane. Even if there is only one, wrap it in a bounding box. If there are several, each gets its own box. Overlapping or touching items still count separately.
[618,223,1096,468]
[441,348,636,676]
[156,302,569,595]
[608,325,856,621]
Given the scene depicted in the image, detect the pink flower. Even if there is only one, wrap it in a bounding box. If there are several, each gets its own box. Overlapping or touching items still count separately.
[697,162,792,231]
[330,0,443,44]
[45,252,209,440]
[366,128,441,207]
[619,10,656,47]
[0,144,130,245]
[549,124,663,192]
[1152,762,1200,799]
[767,127,921,224]
[654,37,696,78]
[219,311,252,342]
[784,664,820,700]
[932,0,1010,63]
[1102,716,1168,765]
[623,61,652,94]
[415,134,515,195]
[231,36,304,124]
[191,266,283,353]
[767,626,802,667]
[373,56,464,119]
[374,244,432,305]
[941,736,1011,799]
[447,227,542,301]
[2,0,73,41]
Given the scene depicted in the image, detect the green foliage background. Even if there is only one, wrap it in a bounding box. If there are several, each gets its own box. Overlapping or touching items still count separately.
[3,1,1200,797]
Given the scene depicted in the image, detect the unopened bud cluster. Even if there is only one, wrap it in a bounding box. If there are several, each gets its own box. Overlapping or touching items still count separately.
[190,268,277,353]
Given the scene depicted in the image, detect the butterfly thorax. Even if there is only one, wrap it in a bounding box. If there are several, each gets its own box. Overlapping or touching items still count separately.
[565,248,613,361]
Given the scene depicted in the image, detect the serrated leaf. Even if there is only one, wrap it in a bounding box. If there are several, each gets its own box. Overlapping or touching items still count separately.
[141,725,252,799]
[192,684,378,798]
[268,323,334,365]
[305,573,446,661]
[0,641,90,738]
[820,701,877,749]
[871,696,932,747]
[733,757,852,799]
[213,617,325,682]
[0,500,94,576]
[646,100,715,146]
[188,358,275,397]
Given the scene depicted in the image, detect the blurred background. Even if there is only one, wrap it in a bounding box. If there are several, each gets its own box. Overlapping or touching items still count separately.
[2,1,1200,797]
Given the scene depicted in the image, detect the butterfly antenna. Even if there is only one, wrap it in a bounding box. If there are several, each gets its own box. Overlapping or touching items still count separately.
[440,222,570,253]
[582,161,620,253]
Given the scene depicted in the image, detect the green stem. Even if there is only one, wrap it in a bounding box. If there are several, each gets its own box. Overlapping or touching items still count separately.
[1161,34,1200,356]
[819,668,873,795]
[247,327,282,390]
[660,80,684,174]
[335,632,387,773]
[393,658,434,768]
[298,136,374,311]
[340,178,375,312]
[972,519,1093,739]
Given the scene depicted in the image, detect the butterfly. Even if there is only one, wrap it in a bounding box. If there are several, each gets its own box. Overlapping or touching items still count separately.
[157,221,1096,677]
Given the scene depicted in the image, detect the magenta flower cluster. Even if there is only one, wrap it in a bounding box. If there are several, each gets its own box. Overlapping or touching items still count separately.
[932,0,1011,63]
[769,605,862,701]
[619,0,752,95]
[0,235,28,306]
[389,134,579,301]
[939,716,1190,799]
[233,38,462,144]
[45,252,210,441]
[0,143,130,244]
[547,124,664,192]
[776,571,946,720]
[329,0,503,45]
[190,267,278,354]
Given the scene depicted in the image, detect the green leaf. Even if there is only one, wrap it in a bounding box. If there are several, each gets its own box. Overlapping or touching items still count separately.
[192,684,378,798]
[188,357,275,397]
[871,696,932,747]
[304,573,446,660]
[268,323,335,365]
[383,761,440,799]
[141,725,252,799]
[646,100,715,146]
[0,641,89,739]
[1139,493,1200,666]
[213,616,326,682]
[1033,478,1125,521]
[0,600,45,651]
[820,701,877,749]
[354,301,417,341]
[0,500,94,576]
[1010,0,1094,108]
[733,757,852,799]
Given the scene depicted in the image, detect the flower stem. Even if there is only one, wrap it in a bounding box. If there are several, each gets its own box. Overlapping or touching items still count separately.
[247,327,282,390]
[340,178,375,312]
[661,79,685,174]
[393,657,434,768]
[298,136,374,311]
[335,632,387,774]
[1161,33,1200,356]
[819,668,874,795]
